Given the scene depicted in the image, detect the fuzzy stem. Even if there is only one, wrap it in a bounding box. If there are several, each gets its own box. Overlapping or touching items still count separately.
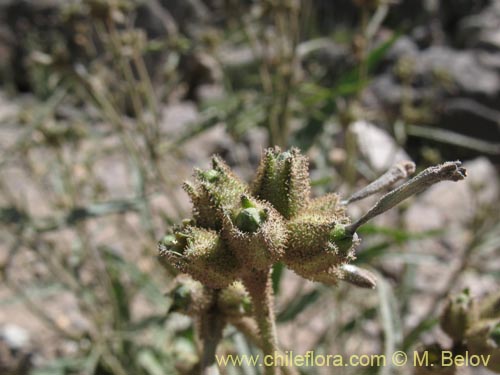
[230,317,299,375]
[199,304,225,375]
[243,270,279,375]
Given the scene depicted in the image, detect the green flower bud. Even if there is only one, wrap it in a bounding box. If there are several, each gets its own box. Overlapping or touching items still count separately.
[159,226,240,289]
[235,207,263,233]
[234,196,267,233]
[252,147,311,219]
[224,200,287,270]
[168,275,213,316]
[200,169,219,182]
[217,281,252,318]
[160,234,178,248]
[466,319,500,373]
[329,224,356,255]
[440,289,472,343]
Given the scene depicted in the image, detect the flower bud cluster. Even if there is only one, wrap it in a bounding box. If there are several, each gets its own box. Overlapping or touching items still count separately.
[168,276,251,319]
[439,289,500,373]
[159,147,376,290]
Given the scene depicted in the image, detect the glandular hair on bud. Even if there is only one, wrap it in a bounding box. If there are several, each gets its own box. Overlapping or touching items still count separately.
[159,227,240,289]
[252,147,311,219]
[168,276,213,316]
[218,281,252,317]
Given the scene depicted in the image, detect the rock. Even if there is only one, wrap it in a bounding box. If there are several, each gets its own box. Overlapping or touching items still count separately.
[299,39,351,80]
[0,324,32,375]
[385,35,419,62]
[0,324,30,349]
[416,47,500,97]
[458,0,500,49]
[409,157,498,217]
[404,157,499,242]
[363,74,406,110]
[364,44,500,157]
[439,0,490,40]
[160,102,200,136]
[350,120,412,173]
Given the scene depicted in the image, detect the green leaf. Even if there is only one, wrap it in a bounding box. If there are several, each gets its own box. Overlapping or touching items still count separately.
[357,224,442,243]
[101,247,167,308]
[277,288,322,323]
[354,241,392,264]
[138,349,165,375]
[377,273,402,375]
[402,317,439,351]
[271,262,285,295]
[333,33,400,96]
[31,356,87,375]
[338,307,377,336]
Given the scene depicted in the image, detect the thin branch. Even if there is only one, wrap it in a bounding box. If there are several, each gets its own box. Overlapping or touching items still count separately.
[406,124,500,155]
[242,270,279,375]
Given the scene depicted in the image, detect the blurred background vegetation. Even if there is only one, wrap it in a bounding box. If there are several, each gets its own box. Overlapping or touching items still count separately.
[0,0,499,374]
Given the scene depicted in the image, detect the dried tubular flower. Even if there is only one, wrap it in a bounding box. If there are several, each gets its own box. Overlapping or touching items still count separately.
[159,227,240,289]
[252,147,311,219]
[343,160,416,204]
[440,289,473,343]
[224,196,287,270]
[346,161,467,234]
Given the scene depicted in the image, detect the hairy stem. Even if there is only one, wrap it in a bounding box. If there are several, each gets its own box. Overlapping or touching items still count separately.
[230,317,299,375]
[243,270,279,375]
[199,301,225,375]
